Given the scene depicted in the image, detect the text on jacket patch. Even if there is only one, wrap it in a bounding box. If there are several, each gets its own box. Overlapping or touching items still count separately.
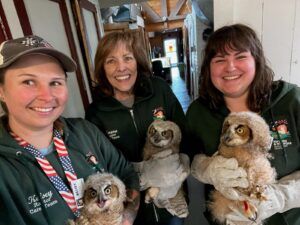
[28,191,58,214]
[107,130,120,140]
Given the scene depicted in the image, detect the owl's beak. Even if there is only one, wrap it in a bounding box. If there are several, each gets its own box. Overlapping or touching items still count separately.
[97,193,107,208]
[153,133,161,143]
[222,133,232,143]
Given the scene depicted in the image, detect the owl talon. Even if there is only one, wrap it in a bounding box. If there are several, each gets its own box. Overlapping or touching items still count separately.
[239,200,258,222]
[248,211,258,222]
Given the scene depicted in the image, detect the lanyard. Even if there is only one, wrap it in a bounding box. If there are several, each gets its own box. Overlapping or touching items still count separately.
[10,129,80,217]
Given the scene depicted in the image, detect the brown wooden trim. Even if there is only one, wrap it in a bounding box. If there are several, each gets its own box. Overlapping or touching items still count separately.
[78,0,101,40]
[50,0,89,109]
[78,0,95,13]
[145,20,184,32]
[0,1,12,41]
[13,0,32,35]
[170,0,186,17]
[71,0,102,93]
[104,22,129,31]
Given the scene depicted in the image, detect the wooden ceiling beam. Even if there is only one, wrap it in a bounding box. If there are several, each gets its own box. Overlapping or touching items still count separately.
[161,0,167,19]
[170,0,186,17]
[141,2,161,23]
[168,14,186,21]
[145,20,184,32]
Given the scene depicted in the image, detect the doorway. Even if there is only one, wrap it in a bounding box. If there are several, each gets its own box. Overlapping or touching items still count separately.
[163,38,178,66]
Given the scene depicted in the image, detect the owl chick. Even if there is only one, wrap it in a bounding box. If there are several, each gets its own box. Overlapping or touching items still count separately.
[208,112,276,224]
[68,173,126,225]
[142,119,190,218]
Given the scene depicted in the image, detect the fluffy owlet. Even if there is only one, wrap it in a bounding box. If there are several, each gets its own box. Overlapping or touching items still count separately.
[208,112,276,224]
[142,119,190,218]
[68,173,126,225]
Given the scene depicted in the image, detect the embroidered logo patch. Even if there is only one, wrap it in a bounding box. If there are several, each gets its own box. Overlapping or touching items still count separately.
[152,107,166,120]
[86,152,104,173]
[270,119,292,150]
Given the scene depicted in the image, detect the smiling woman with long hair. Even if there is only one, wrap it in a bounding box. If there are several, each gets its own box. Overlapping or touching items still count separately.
[86,30,189,225]
[187,24,300,225]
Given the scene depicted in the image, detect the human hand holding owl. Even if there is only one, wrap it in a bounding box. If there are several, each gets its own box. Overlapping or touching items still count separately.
[225,170,300,225]
[192,112,277,225]
[191,154,249,200]
[133,153,187,191]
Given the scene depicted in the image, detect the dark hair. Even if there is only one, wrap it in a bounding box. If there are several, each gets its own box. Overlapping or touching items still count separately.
[199,24,274,112]
[93,30,151,97]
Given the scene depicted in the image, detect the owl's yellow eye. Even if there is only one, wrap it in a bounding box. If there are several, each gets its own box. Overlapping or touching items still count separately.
[89,189,97,198]
[104,186,111,195]
[236,126,245,134]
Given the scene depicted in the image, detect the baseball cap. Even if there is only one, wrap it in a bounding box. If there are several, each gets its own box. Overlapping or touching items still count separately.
[0,35,76,72]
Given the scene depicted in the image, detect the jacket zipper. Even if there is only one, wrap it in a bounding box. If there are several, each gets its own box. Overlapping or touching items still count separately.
[129,109,138,132]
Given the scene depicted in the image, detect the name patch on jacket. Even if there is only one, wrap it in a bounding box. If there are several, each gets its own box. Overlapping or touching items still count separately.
[107,129,120,140]
[270,118,292,150]
[27,191,58,214]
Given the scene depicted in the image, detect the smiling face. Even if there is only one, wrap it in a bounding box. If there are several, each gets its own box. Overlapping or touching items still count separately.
[210,49,256,101]
[104,41,137,101]
[0,54,68,133]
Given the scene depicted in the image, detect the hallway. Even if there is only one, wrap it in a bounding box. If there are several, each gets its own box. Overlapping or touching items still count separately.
[169,67,208,225]
[170,67,191,113]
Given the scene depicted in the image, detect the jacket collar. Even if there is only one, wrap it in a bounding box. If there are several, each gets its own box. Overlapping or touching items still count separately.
[0,116,70,159]
[0,116,34,159]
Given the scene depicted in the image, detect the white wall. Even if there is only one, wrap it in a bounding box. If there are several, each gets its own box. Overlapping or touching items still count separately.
[214,0,300,86]
[184,10,209,101]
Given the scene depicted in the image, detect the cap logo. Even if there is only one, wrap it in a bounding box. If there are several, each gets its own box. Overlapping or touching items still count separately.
[21,37,38,46]
[20,36,52,48]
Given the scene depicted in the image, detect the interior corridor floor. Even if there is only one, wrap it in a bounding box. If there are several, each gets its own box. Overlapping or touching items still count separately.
[169,67,209,225]
[170,67,191,113]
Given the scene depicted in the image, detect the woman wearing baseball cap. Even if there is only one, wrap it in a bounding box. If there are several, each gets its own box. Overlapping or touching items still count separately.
[0,35,140,225]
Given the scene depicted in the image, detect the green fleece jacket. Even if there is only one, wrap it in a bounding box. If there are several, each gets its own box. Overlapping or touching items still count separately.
[186,80,300,225]
[0,117,139,225]
[86,76,187,162]
[86,76,187,224]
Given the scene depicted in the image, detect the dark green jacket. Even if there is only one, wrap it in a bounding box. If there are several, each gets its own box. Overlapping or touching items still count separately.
[0,117,139,225]
[86,76,187,161]
[186,80,300,225]
[86,76,187,224]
